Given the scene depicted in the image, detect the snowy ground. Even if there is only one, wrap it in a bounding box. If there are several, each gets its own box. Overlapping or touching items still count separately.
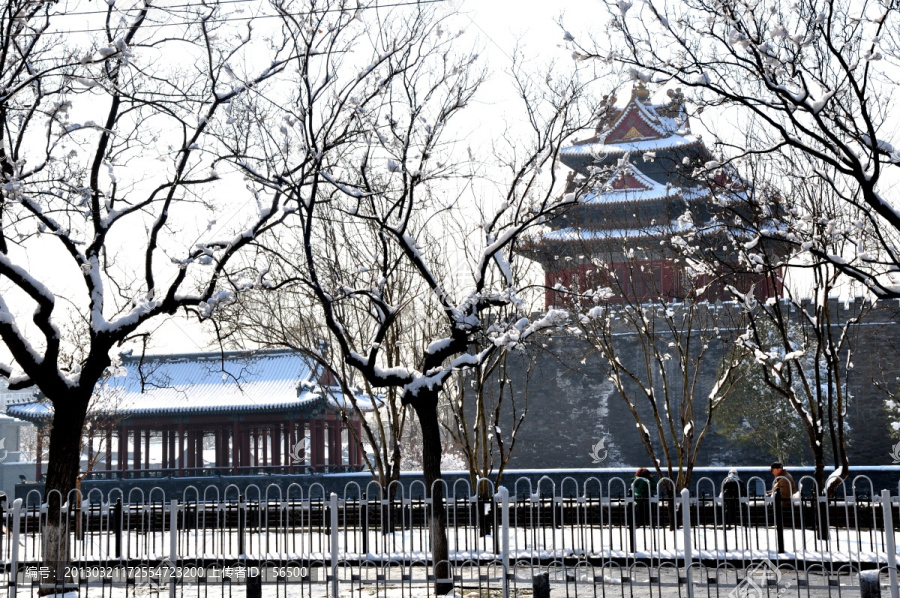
[0,567,886,598]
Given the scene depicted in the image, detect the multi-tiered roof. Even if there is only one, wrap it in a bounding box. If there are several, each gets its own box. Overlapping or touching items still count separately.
[524,83,764,307]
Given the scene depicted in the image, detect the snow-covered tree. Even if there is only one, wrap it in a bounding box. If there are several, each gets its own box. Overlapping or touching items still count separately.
[562,0,891,492]
[0,0,306,580]
[220,267,430,492]
[571,0,900,298]
[733,291,863,494]
[442,343,535,515]
[717,163,867,494]
[215,9,603,593]
[571,257,748,492]
[715,320,813,465]
[884,396,900,439]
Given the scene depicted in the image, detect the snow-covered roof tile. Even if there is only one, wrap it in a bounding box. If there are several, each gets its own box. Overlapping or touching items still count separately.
[7,350,371,421]
[539,223,690,242]
[579,169,677,204]
[561,134,698,157]
[535,220,731,243]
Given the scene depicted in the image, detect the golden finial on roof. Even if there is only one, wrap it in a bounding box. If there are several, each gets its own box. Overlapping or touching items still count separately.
[634,81,650,102]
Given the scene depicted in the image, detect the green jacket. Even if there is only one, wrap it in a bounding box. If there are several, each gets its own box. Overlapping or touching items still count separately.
[631,476,653,499]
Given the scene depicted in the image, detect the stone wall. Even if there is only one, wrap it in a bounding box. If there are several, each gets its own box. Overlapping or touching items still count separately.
[490,298,900,470]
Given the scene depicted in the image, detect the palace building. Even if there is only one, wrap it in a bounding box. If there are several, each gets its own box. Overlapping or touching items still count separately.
[523,82,776,307]
[8,349,370,482]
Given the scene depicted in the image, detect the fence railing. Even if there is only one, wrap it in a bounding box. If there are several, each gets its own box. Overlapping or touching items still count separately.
[4,474,900,598]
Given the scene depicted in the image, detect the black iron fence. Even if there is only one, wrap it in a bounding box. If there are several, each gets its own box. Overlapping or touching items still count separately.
[3,474,898,598]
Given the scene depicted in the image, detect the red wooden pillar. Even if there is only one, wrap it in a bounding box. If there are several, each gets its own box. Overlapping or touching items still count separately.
[328,419,335,466]
[284,422,293,473]
[328,420,342,467]
[187,430,196,470]
[168,431,176,468]
[35,428,43,481]
[223,428,230,467]
[196,431,204,469]
[272,424,281,467]
[133,427,141,472]
[161,430,168,471]
[346,421,356,467]
[144,429,150,471]
[310,419,324,470]
[296,421,306,466]
[220,429,229,467]
[338,421,346,466]
[241,428,250,468]
[262,427,268,467]
[350,419,363,466]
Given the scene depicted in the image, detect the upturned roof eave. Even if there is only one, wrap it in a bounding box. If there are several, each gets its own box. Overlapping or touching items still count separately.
[561,136,701,159]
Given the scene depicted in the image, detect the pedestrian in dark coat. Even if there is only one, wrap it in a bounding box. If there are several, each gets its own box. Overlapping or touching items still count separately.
[767,462,797,498]
[630,468,654,527]
[721,468,743,526]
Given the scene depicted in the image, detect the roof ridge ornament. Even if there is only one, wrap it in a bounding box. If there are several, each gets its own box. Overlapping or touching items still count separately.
[634,81,650,102]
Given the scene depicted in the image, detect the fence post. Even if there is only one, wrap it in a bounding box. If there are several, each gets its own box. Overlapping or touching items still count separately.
[681,488,693,598]
[861,570,882,598]
[113,498,122,559]
[774,488,785,554]
[499,486,510,598]
[817,494,830,541]
[330,492,339,598]
[882,490,899,598]
[533,571,550,598]
[362,492,368,555]
[628,494,636,553]
[238,494,245,558]
[9,499,22,598]
[169,499,178,598]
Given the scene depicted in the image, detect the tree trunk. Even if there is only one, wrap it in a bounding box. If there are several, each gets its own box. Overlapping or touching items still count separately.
[413,399,452,595]
[812,439,833,540]
[41,399,89,595]
[813,445,825,492]
[477,482,494,539]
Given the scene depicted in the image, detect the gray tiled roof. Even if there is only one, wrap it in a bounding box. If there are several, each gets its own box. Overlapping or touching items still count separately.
[7,350,368,421]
